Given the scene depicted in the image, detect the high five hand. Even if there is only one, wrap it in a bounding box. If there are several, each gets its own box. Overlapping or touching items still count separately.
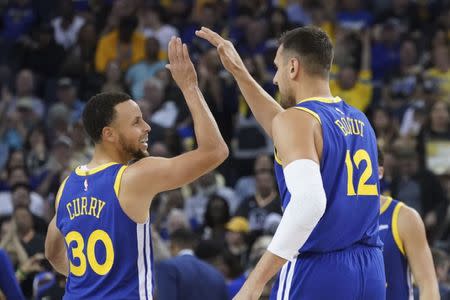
[166,37,198,90]
[195,27,246,77]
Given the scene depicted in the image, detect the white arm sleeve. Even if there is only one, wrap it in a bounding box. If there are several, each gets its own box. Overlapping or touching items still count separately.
[268,159,327,261]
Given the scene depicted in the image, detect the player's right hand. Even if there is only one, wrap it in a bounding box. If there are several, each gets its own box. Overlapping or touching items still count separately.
[166,36,198,90]
[195,27,246,77]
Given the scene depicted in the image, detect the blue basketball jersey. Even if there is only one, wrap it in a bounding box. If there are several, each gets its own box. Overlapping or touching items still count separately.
[56,162,154,300]
[379,197,413,300]
[274,97,382,253]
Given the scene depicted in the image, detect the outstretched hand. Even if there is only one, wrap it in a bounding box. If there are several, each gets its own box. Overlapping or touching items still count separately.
[195,27,247,77]
[166,37,198,90]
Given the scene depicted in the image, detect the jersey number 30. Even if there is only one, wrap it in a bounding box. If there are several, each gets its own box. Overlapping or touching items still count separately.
[345,149,378,196]
[65,230,114,276]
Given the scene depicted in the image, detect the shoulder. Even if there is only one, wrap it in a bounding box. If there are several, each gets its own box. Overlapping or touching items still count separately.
[397,203,425,238]
[272,107,320,133]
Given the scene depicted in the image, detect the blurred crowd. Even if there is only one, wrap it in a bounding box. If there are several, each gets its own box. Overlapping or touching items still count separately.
[0,0,449,299]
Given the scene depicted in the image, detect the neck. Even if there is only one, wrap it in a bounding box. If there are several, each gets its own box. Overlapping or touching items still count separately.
[380,195,388,206]
[87,144,129,168]
[294,76,332,103]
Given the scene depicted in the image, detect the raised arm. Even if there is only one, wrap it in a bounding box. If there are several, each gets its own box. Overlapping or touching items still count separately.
[398,205,440,300]
[196,27,283,138]
[120,38,228,219]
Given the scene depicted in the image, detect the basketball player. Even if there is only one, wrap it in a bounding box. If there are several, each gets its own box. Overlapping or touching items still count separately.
[197,26,385,299]
[44,37,228,299]
[378,150,439,299]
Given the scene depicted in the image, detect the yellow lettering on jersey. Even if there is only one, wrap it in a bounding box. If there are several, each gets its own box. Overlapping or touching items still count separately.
[96,200,106,219]
[73,198,81,217]
[335,117,365,137]
[81,197,88,215]
[88,197,98,216]
[67,197,106,220]
[67,203,74,220]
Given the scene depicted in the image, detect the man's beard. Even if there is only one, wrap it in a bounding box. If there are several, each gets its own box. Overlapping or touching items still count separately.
[279,86,297,109]
[119,135,149,163]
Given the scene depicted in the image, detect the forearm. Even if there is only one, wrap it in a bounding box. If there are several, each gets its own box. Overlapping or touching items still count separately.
[418,284,440,300]
[234,70,283,138]
[182,85,226,151]
[49,251,68,277]
[242,251,286,291]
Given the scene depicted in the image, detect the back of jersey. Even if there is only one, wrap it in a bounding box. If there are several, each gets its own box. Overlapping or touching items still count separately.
[274,97,382,253]
[56,163,153,300]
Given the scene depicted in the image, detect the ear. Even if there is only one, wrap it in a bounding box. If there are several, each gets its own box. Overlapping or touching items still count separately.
[289,57,300,80]
[102,127,116,143]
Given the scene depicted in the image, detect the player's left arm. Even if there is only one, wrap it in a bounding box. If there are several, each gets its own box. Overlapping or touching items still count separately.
[234,109,326,300]
[399,205,440,300]
[45,216,68,277]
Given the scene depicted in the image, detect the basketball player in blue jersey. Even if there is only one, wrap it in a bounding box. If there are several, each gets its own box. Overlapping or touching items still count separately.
[44,37,228,299]
[377,150,439,299]
[197,26,385,299]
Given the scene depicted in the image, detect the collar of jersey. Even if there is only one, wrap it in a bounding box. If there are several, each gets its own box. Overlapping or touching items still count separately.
[75,162,120,176]
[297,96,342,104]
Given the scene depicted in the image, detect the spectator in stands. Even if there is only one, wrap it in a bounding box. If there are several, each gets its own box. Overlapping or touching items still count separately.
[371,106,399,149]
[331,30,373,112]
[24,125,49,178]
[95,16,145,73]
[51,0,85,50]
[139,4,178,54]
[390,147,448,241]
[0,166,45,218]
[126,37,166,100]
[156,228,228,300]
[425,45,450,103]
[337,0,373,31]
[1,0,35,43]
[101,61,126,93]
[48,78,84,127]
[225,216,249,266]
[201,194,231,242]
[235,162,281,240]
[185,171,238,228]
[371,19,401,81]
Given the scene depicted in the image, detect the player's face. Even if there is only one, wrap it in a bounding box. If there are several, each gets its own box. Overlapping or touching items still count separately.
[273,46,296,108]
[113,100,151,161]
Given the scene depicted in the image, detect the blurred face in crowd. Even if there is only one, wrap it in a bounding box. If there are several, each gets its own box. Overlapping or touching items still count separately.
[78,23,96,45]
[398,154,418,177]
[432,46,449,69]
[60,0,74,20]
[255,171,275,197]
[145,37,160,61]
[337,66,358,90]
[15,69,34,96]
[167,209,188,234]
[373,109,390,131]
[57,85,77,105]
[12,186,31,209]
[52,141,73,167]
[13,207,33,235]
[399,40,417,67]
[105,61,122,82]
[200,5,216,27]
[245,19,267,48]
[8,168,28,186]
[110,100,151,161]
[225,231,245,247]
[430,101,450,130]
[29,127,46,147]
[143,79,164,110]
[7,150,25,169]
[206,196,229,226]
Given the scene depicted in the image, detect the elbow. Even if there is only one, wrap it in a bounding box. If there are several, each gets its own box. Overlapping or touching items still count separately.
[216,142,229,163]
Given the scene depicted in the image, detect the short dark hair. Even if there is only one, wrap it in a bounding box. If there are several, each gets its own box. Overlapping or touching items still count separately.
[170,228,197,250]
[82,92,131,143]
[279,26,333,77]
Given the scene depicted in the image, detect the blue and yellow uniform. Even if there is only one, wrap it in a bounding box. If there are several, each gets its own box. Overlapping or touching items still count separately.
[271,97,385,300]
[379,197,413,300]
[56,162,154,299]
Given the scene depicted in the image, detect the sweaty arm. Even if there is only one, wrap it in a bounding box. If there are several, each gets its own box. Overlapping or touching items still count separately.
[45,217,68,277]
[236,109,326,298]
[399,206,440,300]
[120,38,228,222]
